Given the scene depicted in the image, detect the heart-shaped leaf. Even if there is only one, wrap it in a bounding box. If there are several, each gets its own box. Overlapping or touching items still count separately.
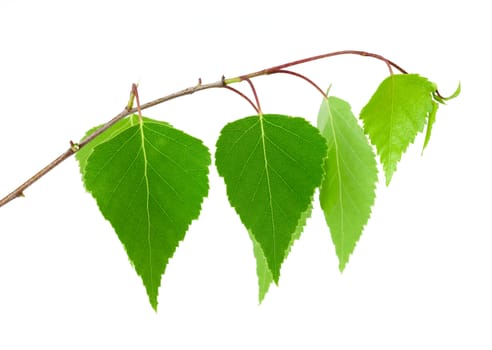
[80,116,210,310]
[215,114,327,283]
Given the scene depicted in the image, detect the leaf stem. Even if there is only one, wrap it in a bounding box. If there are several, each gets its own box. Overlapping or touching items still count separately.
[0,50,408,208]
[244,78,262,115]
[223,85,260,114]
[271,69,328,99]
[132,83,143,123]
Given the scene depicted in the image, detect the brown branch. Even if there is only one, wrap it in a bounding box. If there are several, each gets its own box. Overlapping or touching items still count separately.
[0,149,75,207]
[224,50,407,84]
[0,50,407,208]
[0,79,225,208]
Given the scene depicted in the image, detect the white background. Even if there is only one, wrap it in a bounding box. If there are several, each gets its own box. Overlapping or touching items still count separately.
[1,1,490,349]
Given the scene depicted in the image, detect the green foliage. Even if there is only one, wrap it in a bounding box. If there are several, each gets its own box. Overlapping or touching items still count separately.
[422,101,439,153]
[67,72,457,309]
[317,96,378,271]
[0,50,460,310]
[79,115,210,310]
[215,115,327,283]
[423,82,461,153]
[360,74,437,185]
[250,231,272,302]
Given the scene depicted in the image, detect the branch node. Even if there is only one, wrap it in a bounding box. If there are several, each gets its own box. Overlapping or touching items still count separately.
[70,141,80,152]
[126,83,137,111]
[132,83,143,122]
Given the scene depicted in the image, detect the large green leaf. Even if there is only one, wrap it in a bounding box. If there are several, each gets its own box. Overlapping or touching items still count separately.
[360,74,437,185]
[81,117,210,310]
[215,114,327,283]
[317,96,378,271]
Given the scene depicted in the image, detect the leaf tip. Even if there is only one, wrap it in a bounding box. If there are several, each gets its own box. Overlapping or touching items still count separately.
[272,271,280,286]
[384,170,393,186]
[258,293,267,305]
[149,296,159,312]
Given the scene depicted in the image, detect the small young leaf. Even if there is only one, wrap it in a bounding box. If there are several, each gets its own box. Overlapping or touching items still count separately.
[433,81,461,104]
[215,115,327,283]
[249,231,272,302]
[251,204,312,303]
[360,74,436,185]
[446,81,461,100]
[81,117,210,310]
[317,96,378,271]
[422,101,439,154]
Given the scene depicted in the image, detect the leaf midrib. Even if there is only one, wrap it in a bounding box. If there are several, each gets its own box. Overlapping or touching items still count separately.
[326,98,345,259]
[259,114,277,276]
[139,122,154,293]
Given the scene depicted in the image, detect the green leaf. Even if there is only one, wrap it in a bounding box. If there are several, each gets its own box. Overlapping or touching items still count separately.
[433,81,461,104]
[251,204,312,303]
[360,74,436,185]
[422,81,461,154]
[422,101,439,154]
[215,114,327,283]
[249,231,272,302]
[81,116,210,310]
[444,81,461,100]
[317,96,378,271]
